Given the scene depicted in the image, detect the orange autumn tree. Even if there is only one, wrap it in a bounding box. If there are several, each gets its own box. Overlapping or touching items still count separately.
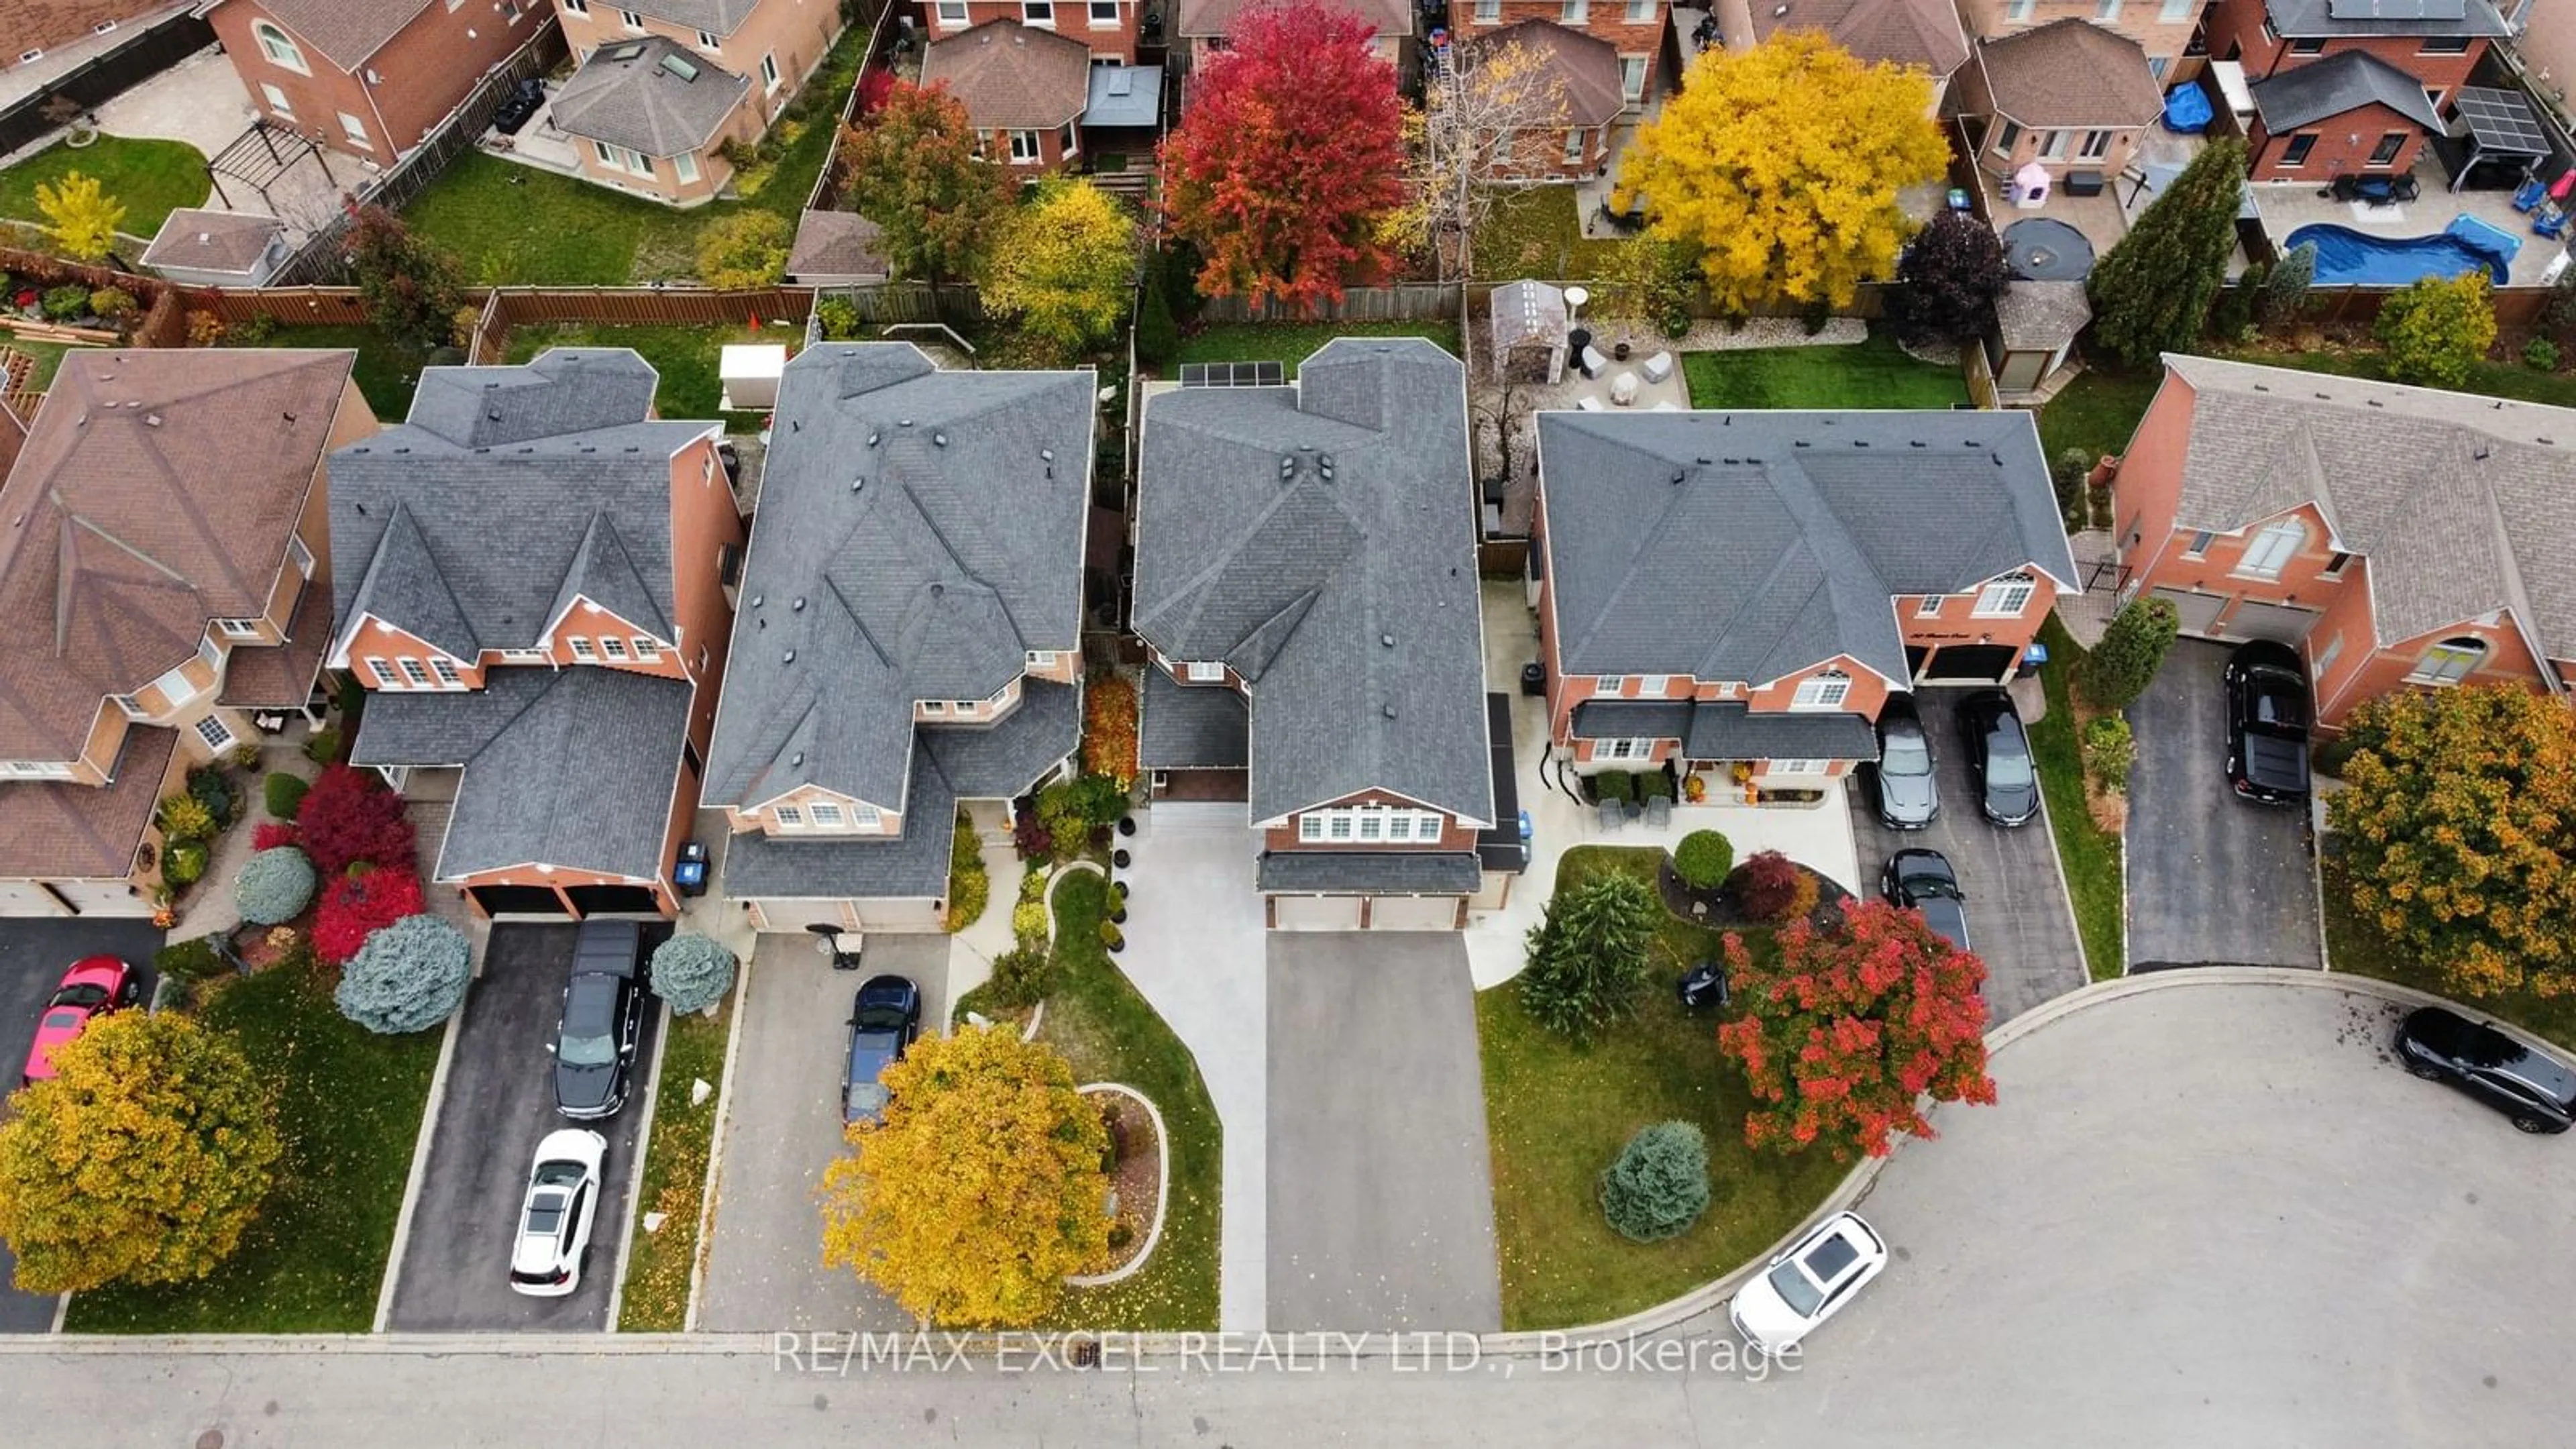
[1158,0,1407,309]
[2328,684,2576,998]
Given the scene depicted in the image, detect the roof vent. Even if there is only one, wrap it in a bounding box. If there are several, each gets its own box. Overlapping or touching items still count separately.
[851,476,865,491]
[2366,398,2383,408]
[1670,469,1684,484]
[2540,437,2557,446]
[866,430,879,445]
[782,649,796,663]
[750,594,764,608]
[1853,439,1868,448]
[488,409,504,421]
[898,419,914,427]
[792,597,806,612]
[1793,439,1810,448]
[1381,704,1397,719]
[2252,382,2269,392]
[2474,443,2492,460]
[930,582,945,598]
[1381,633,1395,648]
[792,751,804,767]
[1040,448,1055,462]
[932,432,947,447]
[143,413,162,427]
[2316,392,2332,400]
[1909,439,1926,448]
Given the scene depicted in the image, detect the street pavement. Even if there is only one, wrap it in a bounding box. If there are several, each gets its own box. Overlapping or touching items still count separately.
[11,977,2571,1447]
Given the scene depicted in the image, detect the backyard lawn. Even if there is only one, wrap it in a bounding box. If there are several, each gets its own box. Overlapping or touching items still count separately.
[2030,614,2125,981]
[234,324,436,421]
[505,320,796,425]
[617,991,733,1332]
[2036,364,2161,464]
[1682,333,1968,410]
[0,135,209,242]
[1043,869,1222,1330]
[1480,846,1847,1330]
[2321,855,2576,1057]
[2,337,87,389]
[64,956,443,1333]
[1474,186,1621,281]
[1171,320,1462,376]
[2228,343,2576,410]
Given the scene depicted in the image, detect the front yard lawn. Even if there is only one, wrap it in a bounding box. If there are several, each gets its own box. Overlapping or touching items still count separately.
[1172,319,1462,376]
[2321,855,2576,1056]
[1042,869,1221,1330]
[2030,614,2125,980]
[1474,186,1621,281]
[2037,363,2162,464]
[1480,845,1847,1330]
[64,957,442,1332]
[617,989,733,1331]
[0,136,209,241]
[1682,333,1968,410]
[504,321,792,427]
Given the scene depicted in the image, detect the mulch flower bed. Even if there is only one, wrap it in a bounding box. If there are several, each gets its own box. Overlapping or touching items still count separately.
[1654,857,1854,935]
[1094,1093,1163,1276]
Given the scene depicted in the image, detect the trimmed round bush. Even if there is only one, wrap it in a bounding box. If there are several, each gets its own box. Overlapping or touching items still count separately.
[1599,1120,1712,1244]
[650,932,739,1015]
[233,846,317,925]
[988,945,1055,1010]
[162,840,209,888]
[264,771,310,820]
[335,914,472,1034]
[1672,830,1735,890]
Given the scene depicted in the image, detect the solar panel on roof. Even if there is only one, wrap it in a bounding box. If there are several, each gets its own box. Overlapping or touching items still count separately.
[1175,362,1285,387]
[2324,0,2465,18]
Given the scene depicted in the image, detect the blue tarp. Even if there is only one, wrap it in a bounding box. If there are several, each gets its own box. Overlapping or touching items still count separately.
[2161,83,2213,134]
[2446,212,2523,265]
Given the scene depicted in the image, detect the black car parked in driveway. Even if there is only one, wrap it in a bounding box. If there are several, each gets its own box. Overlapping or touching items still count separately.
[844,975,922,1124]
[549,920,648,1120]
[1880,849,1970,953]
[1957,690,2038,827]
[1864,692,1939,830]
[2224,639,2312,805]
[2395,1006,2576,1134]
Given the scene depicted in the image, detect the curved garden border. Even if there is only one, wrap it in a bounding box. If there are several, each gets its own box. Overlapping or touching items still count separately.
[1063,1081,1169,1288]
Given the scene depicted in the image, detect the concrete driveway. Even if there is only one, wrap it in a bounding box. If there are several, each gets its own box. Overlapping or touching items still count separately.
[1849,689,2088,1022]
[2125,641,2322,971]
[0,916,161,1332]
[696,932,947,1333]
[1267,932,1500,1333]
[386,923,664,1332]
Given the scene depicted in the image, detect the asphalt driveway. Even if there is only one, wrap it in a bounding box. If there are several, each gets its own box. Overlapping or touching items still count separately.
[1849,688,2087,1023]
[386,922,665,1332]
[1266,932,1500,1333]
[2126,641,2322,971]
[0,916,162,1332]
[696,932,946,1334]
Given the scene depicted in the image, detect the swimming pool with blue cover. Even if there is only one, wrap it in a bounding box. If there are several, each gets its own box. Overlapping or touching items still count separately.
[2282,221,2514,287]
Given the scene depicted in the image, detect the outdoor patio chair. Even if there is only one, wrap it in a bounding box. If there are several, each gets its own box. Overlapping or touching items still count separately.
[1597,799,1625,832]
[1640,351,1674,384]
[1644,796,1672,830]
[1580,343,1610,377]
[1577,394,1607,411]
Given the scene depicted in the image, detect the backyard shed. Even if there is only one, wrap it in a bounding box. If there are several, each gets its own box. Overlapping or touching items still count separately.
[1489,280,1569,384]
[719,345,789,411]
[1987,281,2090,396]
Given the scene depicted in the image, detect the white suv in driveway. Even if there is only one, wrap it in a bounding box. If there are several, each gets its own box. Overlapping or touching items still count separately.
[1729,1212,1888,1354]
[509,1128,606,1297]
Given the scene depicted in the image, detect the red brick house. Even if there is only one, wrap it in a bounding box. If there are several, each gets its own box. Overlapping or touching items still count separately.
[2241,47,2444,179]
[3,1,190,78]
[921,0,1145,62]
[1532,409,2076,788]
[2113,355,2576,731]
[920,18,1091,171]
[204,0,537,162]
[1464,19,1627,179]
[2202,0,2509,121]
[329,349,745,918]
[1956,17,2165,184]
[1733,0,1970,109]
[1450,0,1668,112]
[1182,0,1415,76]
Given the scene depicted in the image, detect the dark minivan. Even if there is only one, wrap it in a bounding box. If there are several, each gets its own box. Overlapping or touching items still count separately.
[1957,690,2038,827]
[2395,1006,2576,1134]
[549,920,648,1120]
[2224,639,2312,804]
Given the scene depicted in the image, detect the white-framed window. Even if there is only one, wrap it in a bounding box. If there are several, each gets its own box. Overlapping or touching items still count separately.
[1564,127,1587,164]
[2095,0,2120,18]
[1791,672,1851,710]
[1597,675,1627,694]
[621,9,645,30]
[1028,650,1061,669]
[1770,758,1828,775]
[2322,550,2351,579]
[199,636,222,669]
[1,761,73,779]
[1299,804,1444,843]
[110,694,146,720]
[1619,54,1647,104]
[1185,661,1226,682]
[2150,55,2169,80]
[400,658,432,686]
[564,0,588,13]
[923,700,949,715]
[1474,0,1500,18]
[253,21,309,74]
[2185,529,2214,557]
[696,30,721,52]
[2080,129,2112,160]
[2407,637,2486,685]
[1636,674,1670,696]
[568,637,598,661]
[2006,0,2033,17]
[853,804,882,829]
[761,52,781,93]
[215,617,264,640]
[1562,0,1589,21]
[291,535,316,576]
[1917,595,1944,618]
[600,637,629,660]
[1008,129,1042,162]
[260,82,294,118]
[431,658,462,687]
[1024,0,1056,23]
[1994,120,2023,157]
[2159,0,2193,18]
[592,140,655,178]
[2313,633,2344,678]
[1626,0,1654,18]
[1091,0,1120,25]
[2037,129,2068,161]
[2235,519,2304,580]
[675,150,699,184]
[500,647,547,663]
[1974,574,2037,616]
[366,657,398,688]
[633,637,662,660]
[194,716,237,753]
[1599,737,1657,760]
[773,804,805,828]
[936,0,968,21]
[810,802,845,827]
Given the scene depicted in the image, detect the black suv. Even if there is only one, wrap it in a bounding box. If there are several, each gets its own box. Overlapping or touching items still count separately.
[2394,1006,2576,1134]
[549,920,648,1120]
[2224,639,2312,804]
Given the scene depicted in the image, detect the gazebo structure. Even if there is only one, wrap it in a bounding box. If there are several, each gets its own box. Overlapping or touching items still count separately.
[1489,280,1569,384]
[2440,87,2551,193]
[205,121,337,217]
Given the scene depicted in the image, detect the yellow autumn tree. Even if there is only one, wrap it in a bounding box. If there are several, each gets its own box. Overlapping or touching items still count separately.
[0,1012,282,1294]
[1615,34,1945,315]
[820,1023,1110,1326]
[34,170,125,262]
[982,178,1138,360]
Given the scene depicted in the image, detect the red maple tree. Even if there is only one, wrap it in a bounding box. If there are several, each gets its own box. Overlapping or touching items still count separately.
[297,764,416,878]
[1716,900,1996,1160]
[1157,0,1406,310]
[312,867,427,967]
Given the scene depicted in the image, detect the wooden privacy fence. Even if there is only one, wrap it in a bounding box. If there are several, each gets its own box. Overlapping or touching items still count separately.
[811,281,983,326]
[185,286,377,327]
[1195,283,1461,323]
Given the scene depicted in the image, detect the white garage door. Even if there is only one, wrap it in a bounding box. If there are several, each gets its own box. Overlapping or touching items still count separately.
[2224,600,2320,645]
[0,881,74,917]
[1272,894,1364,930]
[1368,895,1462,930]
[2150,587,2229,639]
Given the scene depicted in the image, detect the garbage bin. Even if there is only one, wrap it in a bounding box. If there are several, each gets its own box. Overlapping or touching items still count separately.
[2018,642,2049,679]
[1519,661,1546,696]
[674,840,710,897]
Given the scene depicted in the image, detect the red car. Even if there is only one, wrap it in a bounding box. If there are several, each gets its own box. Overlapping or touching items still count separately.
[21,957,141,1087]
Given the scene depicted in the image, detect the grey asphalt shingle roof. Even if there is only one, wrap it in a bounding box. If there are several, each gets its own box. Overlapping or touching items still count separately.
[1537,410,2076,686]
[1994,280,2092,352]
[551,34,751,158]
[1138,669,1250,770]
[922,20,1091,131]
[921,680,1079,798]
[2249,50,2445,133]
[719,747,959,900]
[331,350,707,661]
[2263,0,2510,39]
[702,343,1092,818]
[1571,698,1880,761]
[351,667,694,881]
[1256,850,1484,894]
[1132,338,1494,826]
[2161,354,2576,655]
[621,0,762,34]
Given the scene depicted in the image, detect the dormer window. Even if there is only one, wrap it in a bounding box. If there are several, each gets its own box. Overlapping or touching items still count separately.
[1791,671,1850,710]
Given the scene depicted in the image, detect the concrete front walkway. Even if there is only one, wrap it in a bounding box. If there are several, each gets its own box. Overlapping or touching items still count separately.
[1118,802,1269,1331]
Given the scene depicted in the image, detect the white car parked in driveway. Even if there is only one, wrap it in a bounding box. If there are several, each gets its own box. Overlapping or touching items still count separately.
[509,1128,606,1297]
[1728,1212,1888,1354]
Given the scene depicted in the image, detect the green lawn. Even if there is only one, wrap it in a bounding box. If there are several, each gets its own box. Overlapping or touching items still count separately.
[2036,364,2163,464]
[1474,186,1621,281]
[1682,333,1968,410]
[1042,869,1222,1330]
[1171,320,1463,376]
[618,990,733,1331]
[404,27,861,284]
[3,337,86,388]
[1481,846,1847,1330]
[2227,344,2576,410]
[2322,855,2576,1056]
[64,957,442,1332]
[504,321,789,426]
[0,135,208,241]
[2030,614,2125,981]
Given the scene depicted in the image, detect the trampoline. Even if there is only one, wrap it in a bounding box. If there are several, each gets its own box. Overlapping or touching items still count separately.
[2002,218,2096,282]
